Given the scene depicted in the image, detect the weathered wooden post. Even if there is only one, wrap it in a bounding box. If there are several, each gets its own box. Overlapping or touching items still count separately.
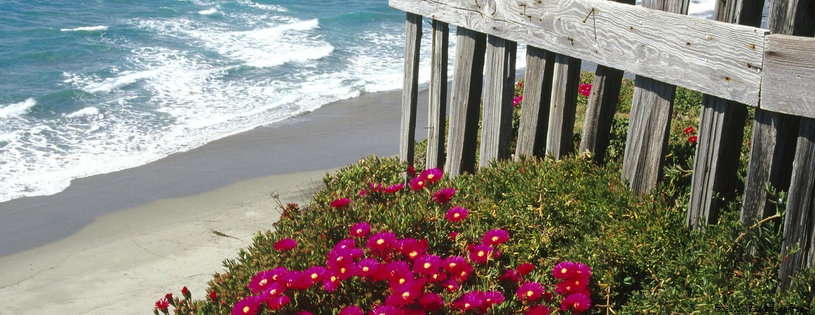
[515,47,555,160]
[622,0,689,194]
[445,27,486,176]
[685,0,762,229]
[546,54,582,160]
[399,13,422,167]
[579,0,635,163]
[479,35,517,167]
[426,20,449,170]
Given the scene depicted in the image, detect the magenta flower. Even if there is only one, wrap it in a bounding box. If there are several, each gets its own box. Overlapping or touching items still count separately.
[397,238,428,260]
[356,258,381,278]
[407,165,417,177]
[499,268,520,282]
[334,238,357,251]
[441,278,459,292]
[444,256,473,281]
[384,183,405,193]
[413,254,441,275]
[578,83,592,97]
[280,270,313,290]
[359,189,367,197]
[555,276,589,295]
[516,262,535,275]
[232,296,262,315]
[482,291,505,309]
[339,306,365,315]
[481,228,510,246]
[249,269,282,294]
[273,238,297,251]
[350,222,371,238]
[574,262,592,278]
[330,197,351,208]
[385,279,425,306]
[516,282,545,302]
[468,244,499,264]
[408,176,426,191]
[155,298,169,311]
[683,126,696,135]
[418,292,444,311]
[525,305,553,315]
[688,135,698,143]
[366,231,397,253]
[432,188,456,204]
[305,266,327,283]
[420,168,444,184]
[445,206,469,222]
[369,305,405,315]
[452,291,484,311]
[561,292,592,312]
[426,269,448,283]
[322,272,341,292]
[513,95,523,107]
[295,312,313,315]
[261,282,285,297]
[448,231,459,240]
[265,294,290,311]
[552,261,578,279]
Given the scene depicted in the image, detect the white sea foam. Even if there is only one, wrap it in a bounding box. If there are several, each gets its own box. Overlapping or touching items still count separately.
[82,70,158,93]
[198,8,218,15]
[66,107,100,118]
[238,0,287,12]
[60,25,109,32]
[0,98,37,119]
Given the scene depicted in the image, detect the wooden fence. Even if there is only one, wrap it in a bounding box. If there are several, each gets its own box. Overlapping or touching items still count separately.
[390,0,815,291]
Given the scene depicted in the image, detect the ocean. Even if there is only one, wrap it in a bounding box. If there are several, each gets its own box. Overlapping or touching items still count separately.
[0,0,717,203]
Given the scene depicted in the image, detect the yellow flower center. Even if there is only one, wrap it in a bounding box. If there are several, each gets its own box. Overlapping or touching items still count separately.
[330,276,337,282]
[356,229,363,234]
[561,268,568,274]
[478,251,485,257]
[492,236,499,242]
[269,289,277,295]
[453,213,460,218]
[399,278,406,284]
[423,262,432,269]
[402,292,410,299]
[336,256,343,261]
[409,251,418,258]
[243,306,250,313]
[340,267,347,274]
[449,262,457,268]
[259,279,267,286]
[362,266,369,272]
[311,273,318,279]
[377,239,385,245]
[427,174,434,180]
[464,303,470,308]
[432,273,439,279]
[526,290,534,297]
[460,271,467,276]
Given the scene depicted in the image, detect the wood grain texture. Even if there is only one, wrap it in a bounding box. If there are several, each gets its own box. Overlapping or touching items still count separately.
[546,54,581,160]
[480,36,517,168]
[427,20,449,170]
[400,13,422,166]
[685,0,755,230]
[579,65,625,163]
[623,76,675,194]
[389,0,766,105]
[445,27,486,176]
[515,46,555,160]
[687,96,747,228]
[780,118,815,290]
[761,35,815,119]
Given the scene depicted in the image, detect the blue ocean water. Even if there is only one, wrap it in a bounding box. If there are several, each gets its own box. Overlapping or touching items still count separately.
[0,0,721,203]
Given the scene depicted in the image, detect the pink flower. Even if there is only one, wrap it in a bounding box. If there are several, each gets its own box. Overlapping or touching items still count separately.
[296,312,313,315]
[513,95,523,107]
[432,188,456,204]
[452,291,483,311]
[407,165,417,177]
[232,296,262,315]
[468,244,499,264]
[516,282,545,302]
[366,231,397,253]
[155,298,169,311]
[281,270,313,290]
[330,197,351,208]
[385,279,426,306]
[578,83,592,97]
[444,256,473,281]
[384,183,405,193]
[322,272,341,292]
[525,305,553,315]
[350,222,371,238]
[516,262,535,275]
[481,229,510,246]
[273,238,297,251]
[418,292,444,311]
[445,206,469,222]
[305,266,327,283]
[561,292,592,312]
[413,254,442,275]
[339,306,365,315]
[552,261,578,279]
[556,276,589,295]
[441,278,459,292]
[688,135,698,143]
[683,126,695,135]
[209,291,217,301]
[181,286,189,297]
[449,231,459,240]
[359,189,367,197]
[499,268,520,282]
[265,294,290,311]
[397,238,428,260]
[420,168,443,184]
[409,177,425,191]
[356,258,381,278]
[369,305,405,315]
[261,282,285,297]
[249,269,282,294]
[481,291,505,309]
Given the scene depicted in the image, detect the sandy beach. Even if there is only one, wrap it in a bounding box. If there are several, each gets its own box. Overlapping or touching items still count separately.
[0,89,429,315]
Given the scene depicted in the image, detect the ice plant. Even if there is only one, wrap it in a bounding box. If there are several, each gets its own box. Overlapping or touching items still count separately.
[517,262,535,275]
[420,168,443,184]
[155,298,169,311]
[683,126,695,135]
[513,95,523,107]
[482,291,505,309]
[233,296,262,315]
[499,268,520,282]
[339,306,365,315]
[384,183,404,193]
[208,290,216,301]
[516,282,546,302]
[432,187,456,204]
[561,292,592,312]
[418,292,444,310]
[578,83,592,97]
[525,305,553,315]
[468,244,499,264]
[397,238,428,260]
[330,197,351,208]
[367,231,397,254]
[408,176,426,191]
[445,206,469,222]
[453,291,484,311]
[688,135,698,143]
[552,261,578,279]
[481,228,510,246]
[248,269,281,294]
[350,222,371,237]
[273,238,297,251]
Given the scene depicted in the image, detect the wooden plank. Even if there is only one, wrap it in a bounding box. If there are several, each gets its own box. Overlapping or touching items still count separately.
[622,0,685,195]
[579,65,625,163]
[780,117,815,290]
[687,96,747,228]
[426,20,449,170]
[389,0,766,106]
[685,0,757,230]
[579,0,634,163]
[546,54,582,160]
[761,35,815,119]
[399,13,422,166]
[515,46,555,160]
[622,76,676,194]
[480,36,517,167]
[445,27,486,176]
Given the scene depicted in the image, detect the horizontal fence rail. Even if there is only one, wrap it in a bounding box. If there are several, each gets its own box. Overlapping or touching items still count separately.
[390,0,815,292]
